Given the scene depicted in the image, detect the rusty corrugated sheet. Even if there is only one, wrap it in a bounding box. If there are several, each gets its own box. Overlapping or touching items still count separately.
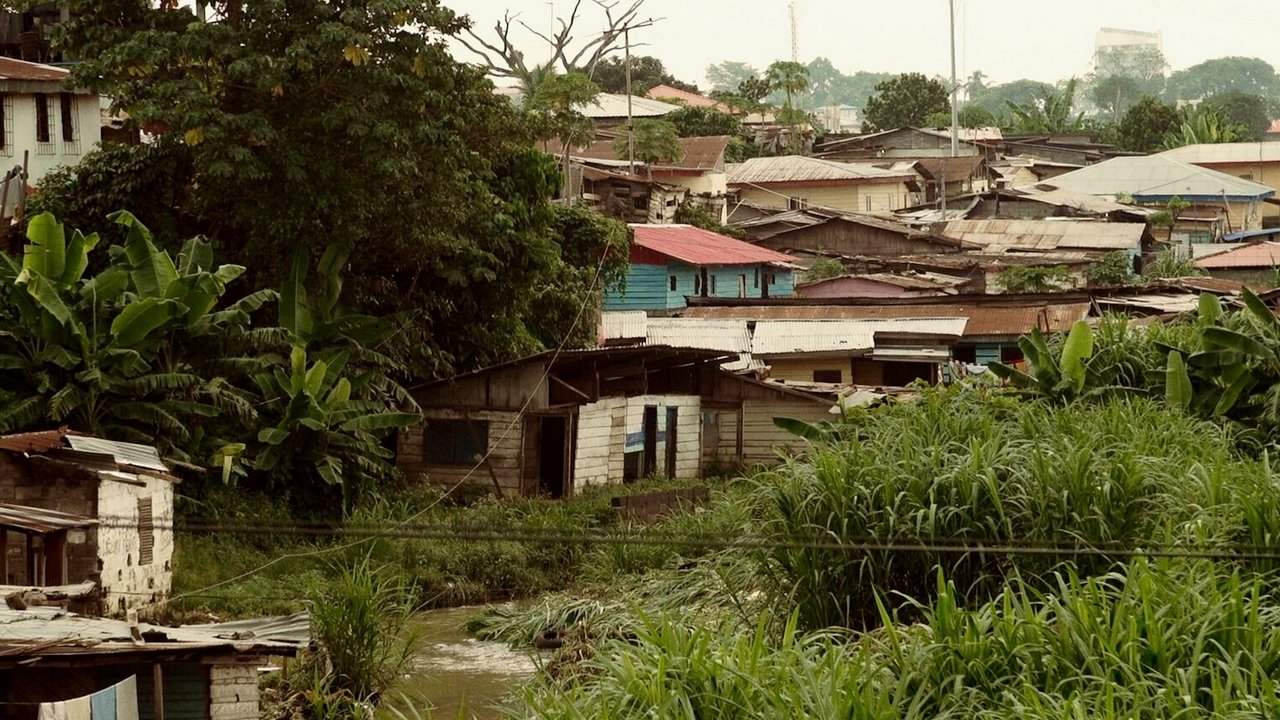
[728,156,916,186]
[942,219,1144,251]
[0,502,96,534]
[0,57,69,82]
[0,428,71,453]
[631,224,797,266]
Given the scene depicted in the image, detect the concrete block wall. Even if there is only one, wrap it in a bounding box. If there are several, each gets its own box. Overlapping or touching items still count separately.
[209,665,260,720]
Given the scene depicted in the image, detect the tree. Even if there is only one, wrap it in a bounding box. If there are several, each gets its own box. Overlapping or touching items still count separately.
[458,0,649,87]
[667,106,742,137]
[765,61,811,111]
[1202,91,1271,141]
[706,61,759,93]
[1166,56,1280,102]
[1091,45,1167,97]
[530,71,601,196]
[1091,75,1144,124]
[1117,96,1181,152]
[863,73,950,132]
[1085,251,1137,287]
[957,104,996,129]
[969,79,1054,121]
[57,1,595,371]
[1005,79,1086,134]
[966,70,988,100]
[995,264,1073,293]
[593,55,697,95]
[613,120,683,179]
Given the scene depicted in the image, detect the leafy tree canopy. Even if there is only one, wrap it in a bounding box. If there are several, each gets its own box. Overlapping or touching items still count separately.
[1116,96,1181,153]
[592,55,698,95]
[50,0,609,372]
[706,61,759,93]
[666,106,742,138]
[1202,91,1271,141]
[1165,56,1280,102]
[1091,75,1145,124]
[1005,79,1087,134]
[863,73,950,132]
[969,78,1054,121]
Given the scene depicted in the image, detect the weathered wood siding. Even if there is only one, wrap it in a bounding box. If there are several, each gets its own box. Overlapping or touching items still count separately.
[574,397,625,488]
[736,182,913,214]
[573,395,704,487]
[764,356,853,383]
[398,409,524,495]
[756,221,951,257]
[741,398,835,465]
[421,363,550,411]
[605,263,669,311]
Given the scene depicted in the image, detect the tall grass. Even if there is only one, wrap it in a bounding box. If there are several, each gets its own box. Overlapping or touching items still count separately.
[514,560,1280,718]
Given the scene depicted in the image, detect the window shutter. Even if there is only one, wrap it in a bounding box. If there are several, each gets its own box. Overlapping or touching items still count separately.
[137,497,154,566]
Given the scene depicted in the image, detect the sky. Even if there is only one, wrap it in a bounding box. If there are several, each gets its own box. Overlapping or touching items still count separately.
[448,0,1276,89]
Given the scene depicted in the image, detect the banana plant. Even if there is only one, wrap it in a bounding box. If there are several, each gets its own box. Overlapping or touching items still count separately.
[251,346,419,507]
[989,321,1096,401]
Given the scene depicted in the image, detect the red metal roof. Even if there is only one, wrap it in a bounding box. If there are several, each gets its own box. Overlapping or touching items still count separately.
[0,57,69,83]
[631,224,796,266]
[1196,241,1280,269]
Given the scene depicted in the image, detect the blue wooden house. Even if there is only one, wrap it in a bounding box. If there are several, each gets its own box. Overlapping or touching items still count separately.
[605,224,797,311]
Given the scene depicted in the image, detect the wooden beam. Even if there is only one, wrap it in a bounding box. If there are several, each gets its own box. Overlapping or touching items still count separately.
[549,374,591,402]
[153,663,165,720]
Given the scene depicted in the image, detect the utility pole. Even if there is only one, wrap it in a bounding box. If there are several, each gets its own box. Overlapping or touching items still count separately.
[625,27,635,175]
[948,0,959,158]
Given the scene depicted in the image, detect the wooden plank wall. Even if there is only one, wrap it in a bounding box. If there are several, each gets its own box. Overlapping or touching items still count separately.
[741,398,835,465]
[397,409,524,494]
[574,397,625,488]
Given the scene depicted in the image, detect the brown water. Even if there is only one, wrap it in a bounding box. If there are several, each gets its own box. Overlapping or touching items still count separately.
[396,606,541,720]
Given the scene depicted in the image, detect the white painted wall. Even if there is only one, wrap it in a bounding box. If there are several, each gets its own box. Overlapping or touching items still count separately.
[573,394,703,487]
[0,91,101,187]
[97,472,173,615]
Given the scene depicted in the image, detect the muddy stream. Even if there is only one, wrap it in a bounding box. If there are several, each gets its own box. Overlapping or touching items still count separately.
[398,606,542,719]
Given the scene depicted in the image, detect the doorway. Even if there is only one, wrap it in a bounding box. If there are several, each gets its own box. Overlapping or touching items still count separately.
[536,416,570,498]
[642,405,658,477]
[665,407,679,478]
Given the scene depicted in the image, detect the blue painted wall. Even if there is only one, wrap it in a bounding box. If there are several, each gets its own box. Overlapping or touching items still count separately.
[606,261,795,311]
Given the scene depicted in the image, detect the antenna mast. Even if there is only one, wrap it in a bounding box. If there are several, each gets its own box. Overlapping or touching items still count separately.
[789,1,799,62]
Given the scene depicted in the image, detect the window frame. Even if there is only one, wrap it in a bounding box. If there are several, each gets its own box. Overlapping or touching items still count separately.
[423,418,489,466]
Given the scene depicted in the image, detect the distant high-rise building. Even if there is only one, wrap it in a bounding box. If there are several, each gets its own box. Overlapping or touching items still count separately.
[1091,27,1167,79]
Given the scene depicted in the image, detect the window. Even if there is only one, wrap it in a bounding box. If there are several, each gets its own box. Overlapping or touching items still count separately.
[753,268,759,289]
[767,274,777,285]
[34,93,50,143]
[632,195,648,210]
[737,274,747,298]
[709,275,717,294]
[423,419,489,465]
[137,497,154,566]
[0,93,7,149]
[59,93,74,142]
[669,275,678,292]
[787,196,809,210]
[813,369,843,383]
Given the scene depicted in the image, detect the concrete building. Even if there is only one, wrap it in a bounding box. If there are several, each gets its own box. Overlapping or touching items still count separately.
[728,155,918,214]
[0,57,100,188]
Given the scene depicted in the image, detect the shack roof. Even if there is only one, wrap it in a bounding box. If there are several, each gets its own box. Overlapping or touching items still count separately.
[728,155,916,187]
[630,224,796,266]
[645,84,732,112]
[941,219,1145,251]
[580,93,678,119]
[1196,241,1280,269]
[0,428,173,477]
[415,345,732,391]
[797,271,969,294]
[563,135,732,172]
[1157,143,1280,165]
[0,503,96,534]
[1040,156,1276,203]
[0,607,307,663]
[751,318,969,355]
[683,300,1091,338]
[0,57,67,83]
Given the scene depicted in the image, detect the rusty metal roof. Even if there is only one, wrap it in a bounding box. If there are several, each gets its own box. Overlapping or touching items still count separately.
[0,57,68,83]
[631,224,797,266]
[1196,241,1280,269]
[728,155,916,186]
[942,219,1144,251]
[0,428,75,453]
[684,302,1091,338]
[0,503,96,534]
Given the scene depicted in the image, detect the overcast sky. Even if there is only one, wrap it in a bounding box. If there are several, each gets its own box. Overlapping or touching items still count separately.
[449,0,1275,89]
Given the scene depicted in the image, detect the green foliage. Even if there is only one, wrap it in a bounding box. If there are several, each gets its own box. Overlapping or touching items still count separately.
[665,106,742,138]
[1165,56,1280,103]
[591,55,696,95]
[1163,103,1245,148]
[956,104,996,129]
[1142,250,1206,279]
[1005,78,1087,134]
[1090,74,1144,123]
[1084,251,1136,287]
[969,78,1053,123]
[1116,95,1181,152]
[863,72,950,131]
[612,119,683,175]
[53,0,578,371]
[671,201,741,238]
[989,321,1095,400]
[801,257,844,283]
[705,61,760,93]
[764,60,810,110]
[304,558,418,706]
[994,264,1072,293]
[1202,90,1272,140]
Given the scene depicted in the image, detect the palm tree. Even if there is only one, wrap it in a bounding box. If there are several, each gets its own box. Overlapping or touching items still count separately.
[765,61,811,152]
[1005,78,1086,134]
[1161,106,1243,149]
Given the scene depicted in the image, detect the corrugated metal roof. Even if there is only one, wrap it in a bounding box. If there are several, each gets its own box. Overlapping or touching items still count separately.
[685,302,1089,338]
[631,224,797,266]
[580,93,678,119]
[0,503,96,534]
[728,155,916,186]
[1041,156,1276,202]
[0,428,73,453]
[1223,228,1280,242]
[942,219,1145,251]
[645,318,752,353]
[563,135,731,172]
[0,608,308,655]
[645,85,732,112]
[0,57,68,82]
[751,318,968,355]
[66,436,169,473]
[601,311,647,341]
[1196,241,1280,269]
[1158,142,1280,165]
